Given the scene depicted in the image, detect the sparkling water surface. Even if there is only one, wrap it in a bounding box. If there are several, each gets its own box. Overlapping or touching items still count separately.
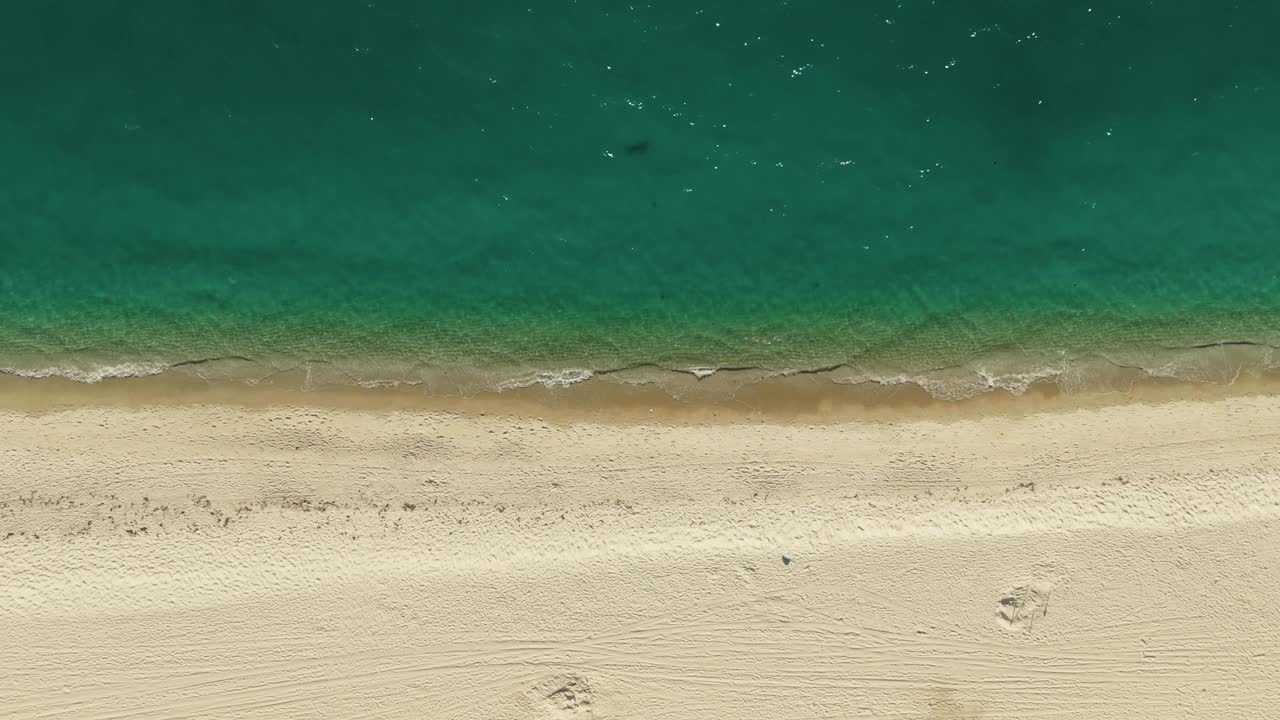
[1,2,1277,391]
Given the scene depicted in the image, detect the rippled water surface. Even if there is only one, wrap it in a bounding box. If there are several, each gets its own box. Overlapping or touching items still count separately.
[1,2,1278,394]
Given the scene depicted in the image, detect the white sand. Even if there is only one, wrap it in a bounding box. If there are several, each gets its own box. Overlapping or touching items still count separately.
[2,396,1279,719]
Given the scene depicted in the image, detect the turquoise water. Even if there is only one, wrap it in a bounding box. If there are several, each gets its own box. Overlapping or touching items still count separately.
[2,2,1279,392]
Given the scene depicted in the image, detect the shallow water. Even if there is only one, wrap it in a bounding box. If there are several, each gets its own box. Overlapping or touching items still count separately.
[2,2,1278,396]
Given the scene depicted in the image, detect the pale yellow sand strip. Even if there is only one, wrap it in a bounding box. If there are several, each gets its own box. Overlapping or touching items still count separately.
[2,394,1278,719]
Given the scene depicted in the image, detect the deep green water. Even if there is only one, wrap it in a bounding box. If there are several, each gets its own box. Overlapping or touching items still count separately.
[1,2,1278,390]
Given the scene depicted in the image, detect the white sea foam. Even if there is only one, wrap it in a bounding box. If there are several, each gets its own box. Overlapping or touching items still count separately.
[0,361,171,384]
[495,368,595,391]
[686,367,718,379]
[830,365,1069,401]
[352,378,424,389]
[864,373,991,401]
[973,361,1070,396]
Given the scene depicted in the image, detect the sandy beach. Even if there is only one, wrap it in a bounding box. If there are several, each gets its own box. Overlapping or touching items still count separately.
[2,384,1278,719]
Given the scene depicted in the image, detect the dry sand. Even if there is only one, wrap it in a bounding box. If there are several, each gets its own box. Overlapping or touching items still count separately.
[2,388,1279,719]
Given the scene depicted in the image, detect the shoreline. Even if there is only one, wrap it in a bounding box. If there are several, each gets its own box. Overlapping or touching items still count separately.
[4,358,1280,423]
[2,339,1277,422]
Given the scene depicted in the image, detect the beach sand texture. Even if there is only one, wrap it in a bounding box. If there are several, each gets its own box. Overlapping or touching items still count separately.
[2,394,1279,718]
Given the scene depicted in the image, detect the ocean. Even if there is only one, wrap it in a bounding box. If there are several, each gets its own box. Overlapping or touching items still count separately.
[2,1,1278,398]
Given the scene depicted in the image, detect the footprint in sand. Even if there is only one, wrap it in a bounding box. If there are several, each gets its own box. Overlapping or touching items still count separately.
[995,580,1055,630]
[534,673,595,717]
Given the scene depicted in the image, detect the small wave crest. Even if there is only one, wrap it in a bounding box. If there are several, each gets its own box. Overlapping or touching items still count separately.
[495,368,595,392]
[822,344,1277,401]
[0,361,172,384]
[830,367,1066,401]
